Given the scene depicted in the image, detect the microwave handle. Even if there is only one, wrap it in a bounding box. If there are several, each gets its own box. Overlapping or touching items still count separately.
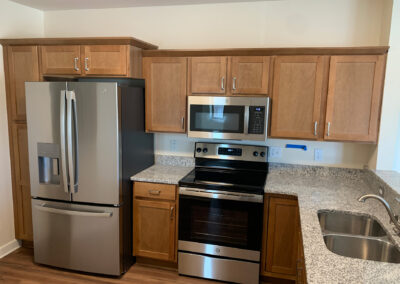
[244,106,249,135]
[265,97,270,138]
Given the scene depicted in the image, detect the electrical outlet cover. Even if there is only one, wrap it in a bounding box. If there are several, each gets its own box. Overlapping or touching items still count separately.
[269,147,282,158]
[314,148,323,161]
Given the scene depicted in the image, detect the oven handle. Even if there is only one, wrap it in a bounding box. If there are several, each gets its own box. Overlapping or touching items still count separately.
[179,187,263,203]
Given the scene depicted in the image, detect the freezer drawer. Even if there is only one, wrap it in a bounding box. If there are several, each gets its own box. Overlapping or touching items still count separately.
[32,199,121,276]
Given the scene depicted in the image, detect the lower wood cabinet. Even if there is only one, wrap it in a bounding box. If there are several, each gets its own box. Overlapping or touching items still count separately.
[261,195,306,283]
[133,182,177,262]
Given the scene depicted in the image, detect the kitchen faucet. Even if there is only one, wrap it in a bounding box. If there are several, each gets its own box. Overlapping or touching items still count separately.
[358,194,400,233]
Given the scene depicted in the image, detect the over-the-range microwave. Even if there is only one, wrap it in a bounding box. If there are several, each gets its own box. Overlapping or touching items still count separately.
[188,96,270,141]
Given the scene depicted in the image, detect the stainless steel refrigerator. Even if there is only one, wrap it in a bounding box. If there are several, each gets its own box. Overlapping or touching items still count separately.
[25,79,154,276]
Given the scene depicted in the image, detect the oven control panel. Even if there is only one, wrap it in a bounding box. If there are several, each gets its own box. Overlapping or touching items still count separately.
[195,142,268,162]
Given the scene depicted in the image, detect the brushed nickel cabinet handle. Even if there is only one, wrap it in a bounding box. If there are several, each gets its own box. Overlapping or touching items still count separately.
[221,77,225,91]
[327,122,331,136]
[170,206,174,220]
[148,190,160,195]
[181,117,185,130]
[74,57,79,71]
[232,77,237,90]
[84,58,89,71]
[314,121,318,136]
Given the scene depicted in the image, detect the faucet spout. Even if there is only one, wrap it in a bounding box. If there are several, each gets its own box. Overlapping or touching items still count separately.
[358,194,400,233]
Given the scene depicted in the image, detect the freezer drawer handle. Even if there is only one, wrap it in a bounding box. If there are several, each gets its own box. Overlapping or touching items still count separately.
[35,204,113,218]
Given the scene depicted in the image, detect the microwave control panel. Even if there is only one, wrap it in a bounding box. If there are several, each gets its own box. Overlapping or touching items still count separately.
[248,106,265,134]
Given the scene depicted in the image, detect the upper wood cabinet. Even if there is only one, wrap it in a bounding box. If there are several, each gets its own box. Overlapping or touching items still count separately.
[40,45,81,75]
[230,56,270,95]
[189,56,227,94]
[270,56,326,139]
[324,55,385,142]
[133,182,177,262]
[143,57,187,133]
[6,46,40,121]
[40,44,142,77]
[263,196,300,277]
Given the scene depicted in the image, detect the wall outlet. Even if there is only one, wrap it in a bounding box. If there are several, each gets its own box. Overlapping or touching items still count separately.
[269,147,282,158]
[169,139,177,151]
[314,148,323,161]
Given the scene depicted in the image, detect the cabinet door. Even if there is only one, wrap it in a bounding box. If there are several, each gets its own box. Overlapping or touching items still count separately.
[297,227,307,284]
[11,123,33,241]
[40,45,81,75]
[324,55,385,142]
[83,45,127,76]
[143,57,187,133]
[265,197,299,276]
[270,56,325,139]
[6,46,40,121]
[190,57,227,94]
[133,199,176,261]
[230,56,270,95]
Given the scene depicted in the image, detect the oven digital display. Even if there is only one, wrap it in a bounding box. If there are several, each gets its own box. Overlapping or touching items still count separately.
[218,147,242,156]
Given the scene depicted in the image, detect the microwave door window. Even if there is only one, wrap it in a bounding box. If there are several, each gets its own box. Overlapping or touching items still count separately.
[191,105,244,133]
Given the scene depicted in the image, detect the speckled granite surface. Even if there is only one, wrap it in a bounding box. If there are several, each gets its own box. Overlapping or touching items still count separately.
[131,160,400,283]
[266,165,400,284]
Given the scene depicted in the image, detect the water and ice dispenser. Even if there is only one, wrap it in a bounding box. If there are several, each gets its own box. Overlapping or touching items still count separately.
[37,143,61,185]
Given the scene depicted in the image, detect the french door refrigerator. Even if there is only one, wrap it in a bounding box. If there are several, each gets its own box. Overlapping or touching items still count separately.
[25,79,154,276]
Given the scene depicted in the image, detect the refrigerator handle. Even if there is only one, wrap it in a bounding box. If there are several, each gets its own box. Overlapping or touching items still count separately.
[60,90,69,193]
[66,91,77,193]
[72,92,79,192]
[35,204,112,218]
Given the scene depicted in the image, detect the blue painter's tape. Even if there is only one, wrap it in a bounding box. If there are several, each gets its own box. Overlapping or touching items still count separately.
[286,144,307,151]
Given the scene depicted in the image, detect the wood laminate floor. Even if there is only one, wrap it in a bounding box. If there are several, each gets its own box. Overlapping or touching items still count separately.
[0,248,214,284]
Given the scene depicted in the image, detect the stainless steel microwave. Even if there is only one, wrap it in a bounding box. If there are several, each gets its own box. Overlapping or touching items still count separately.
[188,96,270,141]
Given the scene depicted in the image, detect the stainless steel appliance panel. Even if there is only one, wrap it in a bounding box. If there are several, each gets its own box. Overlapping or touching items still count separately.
[26,82,71,201]
[32,199,121,275]
[67,82,120,205]
[178,252,259,284]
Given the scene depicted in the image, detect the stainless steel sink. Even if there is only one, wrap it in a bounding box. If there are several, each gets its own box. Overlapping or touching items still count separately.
[318,210,400,263]
[323,234,400,263]
[318,211,387,237]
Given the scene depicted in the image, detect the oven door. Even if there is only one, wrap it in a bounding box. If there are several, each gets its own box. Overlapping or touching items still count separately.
[178,190,264,257]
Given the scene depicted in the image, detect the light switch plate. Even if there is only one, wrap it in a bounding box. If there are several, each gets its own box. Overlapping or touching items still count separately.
[314,148,323,161]
[269,147,282,158]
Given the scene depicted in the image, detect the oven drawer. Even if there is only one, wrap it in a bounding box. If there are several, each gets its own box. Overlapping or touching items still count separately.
[134,182,176,201]
[178,252,259,284]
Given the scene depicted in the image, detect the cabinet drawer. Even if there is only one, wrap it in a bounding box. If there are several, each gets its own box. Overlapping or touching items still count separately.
[134,182,176,201]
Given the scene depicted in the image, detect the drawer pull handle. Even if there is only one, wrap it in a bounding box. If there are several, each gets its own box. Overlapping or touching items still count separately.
[170,206,174,220]
[149,190,161,195]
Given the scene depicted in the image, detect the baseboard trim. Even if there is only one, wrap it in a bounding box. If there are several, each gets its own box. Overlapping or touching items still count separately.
[0,239,21,258]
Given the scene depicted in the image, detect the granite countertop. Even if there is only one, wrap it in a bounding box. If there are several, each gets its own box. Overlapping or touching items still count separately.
[266,166,400,284]
[131,158,400,283]
[130,164,193,184]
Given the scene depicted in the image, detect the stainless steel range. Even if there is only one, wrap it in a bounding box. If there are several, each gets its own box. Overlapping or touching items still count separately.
[178,142,268,284]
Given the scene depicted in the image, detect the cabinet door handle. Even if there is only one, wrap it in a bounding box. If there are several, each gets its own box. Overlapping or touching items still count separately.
[221,77,225,91]
[84,58,89,71]
[74,57,79,71]
[148,190,160,195]
[314,121,318,136]
[170,206,174,220]
[232,77,237,90]
[181,117,185,130]
[327,122,331,136]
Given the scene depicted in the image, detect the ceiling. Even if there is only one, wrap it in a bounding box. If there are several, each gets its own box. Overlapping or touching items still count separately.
[10,0,272,11]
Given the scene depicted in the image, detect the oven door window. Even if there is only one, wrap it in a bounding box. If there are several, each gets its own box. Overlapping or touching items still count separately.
[190,105,244,133]
[179,195,263,251]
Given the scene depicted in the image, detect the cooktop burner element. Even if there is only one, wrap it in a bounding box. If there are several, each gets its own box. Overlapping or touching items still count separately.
[179,142,268,195]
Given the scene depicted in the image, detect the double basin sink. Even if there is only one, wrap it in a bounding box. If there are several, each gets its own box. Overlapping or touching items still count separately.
[318,211,400,263]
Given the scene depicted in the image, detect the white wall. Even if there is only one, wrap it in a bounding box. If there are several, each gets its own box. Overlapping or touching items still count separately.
[0,0,43,256]
[43,0,393,169]
[376,0,400,172]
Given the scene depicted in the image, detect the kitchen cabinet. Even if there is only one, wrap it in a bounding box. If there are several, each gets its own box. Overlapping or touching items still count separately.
[6,45,40,121]
[324,55,385,142]
[270,56,327,140]
[189,56,227,94]
[41,44,142,77]
[11,123,33,241]
[230,56,270,95]
[40,45,81,75]
[143,57,187,133]
[189,56,270,95]
[133,182,177,262]
[297,227,307,284]
[262,195,300,280]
